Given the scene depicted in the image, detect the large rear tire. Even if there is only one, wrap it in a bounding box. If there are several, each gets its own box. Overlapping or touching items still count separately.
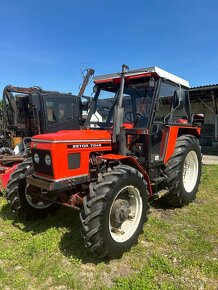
[80,165,149,258]
[6,158,59,218]
[163,135,202,207]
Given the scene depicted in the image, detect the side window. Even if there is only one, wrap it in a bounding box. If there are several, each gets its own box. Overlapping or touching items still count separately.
[155,82,177,123]
[46,101,56,123]
[123,95,133,122]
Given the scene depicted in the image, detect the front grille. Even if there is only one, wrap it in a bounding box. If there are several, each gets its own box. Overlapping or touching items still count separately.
[31,149,54,176]
[68,153,81,169]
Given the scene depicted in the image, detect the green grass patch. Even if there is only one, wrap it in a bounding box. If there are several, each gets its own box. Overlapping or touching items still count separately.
[0,165,217,289]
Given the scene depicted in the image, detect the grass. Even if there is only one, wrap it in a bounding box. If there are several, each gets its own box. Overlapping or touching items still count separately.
[0,165,218,289]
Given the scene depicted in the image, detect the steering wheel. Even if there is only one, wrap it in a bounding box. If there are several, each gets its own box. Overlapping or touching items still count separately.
[125,112,134,122]
[125,111,145,122]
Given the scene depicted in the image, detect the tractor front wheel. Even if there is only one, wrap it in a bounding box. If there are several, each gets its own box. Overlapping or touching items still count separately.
[80,165,149,258]
[163,135,202,207]
[6,158,59,218]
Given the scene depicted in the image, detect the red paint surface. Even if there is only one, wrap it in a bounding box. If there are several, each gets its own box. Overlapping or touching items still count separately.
[163,126,201,163]
[94,72,158,85]
[176,118,188,124]
[32,129,111,142]
[31,129,113,180]
[0,164,19,189]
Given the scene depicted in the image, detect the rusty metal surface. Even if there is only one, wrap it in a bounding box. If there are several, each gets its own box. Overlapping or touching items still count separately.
[26,175,53,191]
[29,192,80,211]
[0,156,25,162]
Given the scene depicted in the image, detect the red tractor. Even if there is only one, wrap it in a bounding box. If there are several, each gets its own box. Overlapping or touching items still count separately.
[6,65,202,258]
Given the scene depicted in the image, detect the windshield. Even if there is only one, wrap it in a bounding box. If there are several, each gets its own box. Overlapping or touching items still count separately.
[44,96,80,125]
[88,81,154,128]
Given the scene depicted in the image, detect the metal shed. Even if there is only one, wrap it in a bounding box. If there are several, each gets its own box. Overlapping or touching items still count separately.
[189,84,218,151]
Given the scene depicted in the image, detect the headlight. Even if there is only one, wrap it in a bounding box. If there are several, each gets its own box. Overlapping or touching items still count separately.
[45,154,52,166]
[34,153,40,163]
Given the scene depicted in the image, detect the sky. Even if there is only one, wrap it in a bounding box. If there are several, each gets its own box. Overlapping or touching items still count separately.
[0,0,218,97]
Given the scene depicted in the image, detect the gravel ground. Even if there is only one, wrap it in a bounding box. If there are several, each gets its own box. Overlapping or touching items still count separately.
[202,155,218,165]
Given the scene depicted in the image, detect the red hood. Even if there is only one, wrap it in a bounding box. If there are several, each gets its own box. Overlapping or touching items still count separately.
[31,129,112,142]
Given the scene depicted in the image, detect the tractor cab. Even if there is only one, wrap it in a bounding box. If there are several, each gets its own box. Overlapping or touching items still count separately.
[2,86,81,139]
[87,66,190,129]
[85,66,192,165]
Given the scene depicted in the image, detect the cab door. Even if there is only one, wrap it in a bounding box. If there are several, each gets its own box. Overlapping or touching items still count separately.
[150,81,177,161]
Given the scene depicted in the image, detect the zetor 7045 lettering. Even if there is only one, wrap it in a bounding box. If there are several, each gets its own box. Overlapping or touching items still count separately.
[6,65,202,258]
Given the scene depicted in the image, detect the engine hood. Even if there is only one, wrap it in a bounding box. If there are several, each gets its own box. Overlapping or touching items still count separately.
[31,129,112,143]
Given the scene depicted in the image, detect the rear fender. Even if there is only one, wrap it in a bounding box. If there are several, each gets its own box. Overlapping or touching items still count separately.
[163,126,201,164]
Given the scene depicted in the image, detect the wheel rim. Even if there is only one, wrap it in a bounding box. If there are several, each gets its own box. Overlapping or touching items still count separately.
[25,184,55,209]
[109,185,143,243]
[183,150,199,193]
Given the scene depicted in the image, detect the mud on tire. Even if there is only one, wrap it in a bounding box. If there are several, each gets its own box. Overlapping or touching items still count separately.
[163,135,202,207]
[80,164,150,258]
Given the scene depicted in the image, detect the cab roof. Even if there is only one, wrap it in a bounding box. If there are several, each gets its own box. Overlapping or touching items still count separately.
[94,66,190,88]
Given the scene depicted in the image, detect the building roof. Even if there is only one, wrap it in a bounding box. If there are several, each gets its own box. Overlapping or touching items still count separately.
[189,84,218,103]
[190,84,218,91]
[94,66,190,88]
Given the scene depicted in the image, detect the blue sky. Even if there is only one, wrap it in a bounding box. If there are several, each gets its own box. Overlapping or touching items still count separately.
[0,0,218,96]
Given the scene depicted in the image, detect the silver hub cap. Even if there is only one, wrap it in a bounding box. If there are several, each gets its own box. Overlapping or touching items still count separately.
[109,185,143,243]
[183,151,199,193]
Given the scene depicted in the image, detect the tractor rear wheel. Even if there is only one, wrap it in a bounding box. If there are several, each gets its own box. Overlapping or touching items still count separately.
[163,135,202,207]
[6,158,59,218]
[80,165,149,258]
